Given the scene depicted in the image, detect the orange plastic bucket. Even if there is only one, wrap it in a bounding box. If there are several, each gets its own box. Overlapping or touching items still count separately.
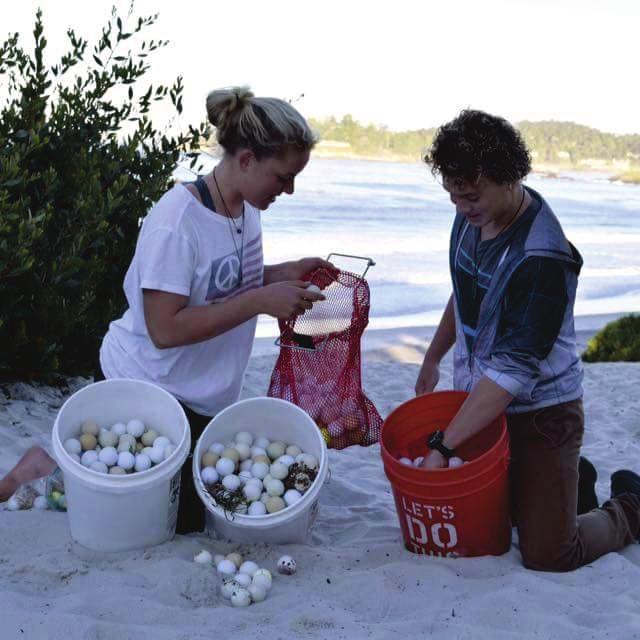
[381,391,511,557]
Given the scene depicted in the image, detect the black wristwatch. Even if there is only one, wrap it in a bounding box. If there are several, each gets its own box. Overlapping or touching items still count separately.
[427,430,456,459]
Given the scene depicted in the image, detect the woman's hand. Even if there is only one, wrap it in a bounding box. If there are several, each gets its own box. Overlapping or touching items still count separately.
[415,358,440,396]
[258,280,325,319]
[286,257,338,281]
[420,450,447,470]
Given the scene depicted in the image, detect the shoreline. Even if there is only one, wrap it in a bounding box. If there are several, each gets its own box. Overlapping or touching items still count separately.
[251,310,630,360]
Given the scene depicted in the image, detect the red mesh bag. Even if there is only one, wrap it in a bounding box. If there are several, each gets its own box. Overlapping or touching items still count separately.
[267,265,382,449]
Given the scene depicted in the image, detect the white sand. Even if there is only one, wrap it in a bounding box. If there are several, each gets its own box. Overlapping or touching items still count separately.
[1,316,639,640]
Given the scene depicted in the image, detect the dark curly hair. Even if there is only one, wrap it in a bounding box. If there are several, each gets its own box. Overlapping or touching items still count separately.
[425,110,531,186]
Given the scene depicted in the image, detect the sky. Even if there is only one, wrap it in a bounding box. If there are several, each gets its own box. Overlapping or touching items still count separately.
[3,0,639,135]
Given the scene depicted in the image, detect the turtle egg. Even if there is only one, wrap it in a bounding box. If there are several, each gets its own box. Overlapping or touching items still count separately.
[222,474,241,491]
[81,420,100,436]
[34,495,49,510]
[64,438,82,456]
[239,561,259,576]
[226,552,243,569]
[109,466,127,475]
[248,501,267,516]
[216,457,236,477]
[297,453,319,470]
[201,467,219,485]
[277,555,297,575]
[220,577,237,600]
[251,461,270,480]
[126,419,145,438]
[110,422,127,436]
[250,446,267,458]
[276,454,295,467]
[216,559,237,576]
[98,446,118,467]
[252,454,270,465]
[239,459,253,472]
[230,587,252,608]
[221,448,240,464]
[202,452,219,468]
[117,440,135,454]
[209,442,225,455]
[238,470,253,485]
[149,447,165,465]
[267,441,286,460]
[284,489,303,506]
[285,445,302,458]
[448,456,464,468]
[328,421,345,438]
[80,433,97,451]
[399,457,413,466]
[117,451,135,470]
[163,444,175,460]
[135,454,152,472]
[254,436,270,450]
[81,450,99,467]
[265,496,285,513]
[7,496,22,511]
[265,478,285,497]
[89,461,109,474]
[98,430,118,448]
[194,550,213,565]
[235,431,254,446]
[270,462,289,480]
[252,569,273,590]
[214,554,225,565]
[243,481,262,502]
[234,443,251,461]
[153,436,170,450]
[141,430,158,447]
[249,583,268,603]
[234,572,252,588]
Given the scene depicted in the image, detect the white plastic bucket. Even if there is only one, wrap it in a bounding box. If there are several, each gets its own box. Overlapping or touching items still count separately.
[193,397,328,545]
[52,378,190,552]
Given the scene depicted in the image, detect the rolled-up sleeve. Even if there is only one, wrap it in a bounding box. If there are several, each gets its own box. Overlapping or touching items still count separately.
[484,257,569,396]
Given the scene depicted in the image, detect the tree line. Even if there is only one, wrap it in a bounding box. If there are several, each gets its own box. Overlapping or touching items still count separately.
[309,115,640,166]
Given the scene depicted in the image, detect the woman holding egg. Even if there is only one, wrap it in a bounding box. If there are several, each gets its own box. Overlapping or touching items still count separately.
[98,86,335,533]
[415,110,640,571]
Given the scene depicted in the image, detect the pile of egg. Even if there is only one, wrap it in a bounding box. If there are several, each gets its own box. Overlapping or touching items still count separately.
[194,550,279,607]
[399,455,467,469]
[200,431,319,515]
[63,419,175,475]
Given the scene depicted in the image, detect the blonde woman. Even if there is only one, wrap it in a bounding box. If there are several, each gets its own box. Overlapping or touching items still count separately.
[99,87,333,533]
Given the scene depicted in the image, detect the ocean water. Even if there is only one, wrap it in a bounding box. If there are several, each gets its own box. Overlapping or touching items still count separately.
[175,157,640,337]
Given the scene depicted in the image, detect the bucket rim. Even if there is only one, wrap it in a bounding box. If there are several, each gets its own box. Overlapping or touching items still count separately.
[52,378,191,489]
[380,390,508,478]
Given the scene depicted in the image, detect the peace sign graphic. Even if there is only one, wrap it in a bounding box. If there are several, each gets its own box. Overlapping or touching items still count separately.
[214,255,242,293]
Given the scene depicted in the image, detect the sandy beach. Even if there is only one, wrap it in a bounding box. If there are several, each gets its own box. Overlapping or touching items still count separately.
[1,315,639,640]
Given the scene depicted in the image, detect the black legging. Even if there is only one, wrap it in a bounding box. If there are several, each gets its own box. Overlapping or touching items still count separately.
[93,366,209,534]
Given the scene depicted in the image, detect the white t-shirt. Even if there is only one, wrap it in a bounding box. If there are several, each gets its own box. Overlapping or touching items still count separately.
[100,183,264,415]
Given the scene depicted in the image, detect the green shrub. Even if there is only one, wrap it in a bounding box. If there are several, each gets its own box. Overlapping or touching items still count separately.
[582,314,640,362]
[0,7,208,381]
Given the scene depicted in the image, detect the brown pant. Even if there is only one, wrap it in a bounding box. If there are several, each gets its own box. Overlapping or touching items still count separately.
[508,399,640,572]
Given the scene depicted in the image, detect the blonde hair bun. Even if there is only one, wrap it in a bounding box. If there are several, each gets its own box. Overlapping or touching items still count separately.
[205,85,316,159]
